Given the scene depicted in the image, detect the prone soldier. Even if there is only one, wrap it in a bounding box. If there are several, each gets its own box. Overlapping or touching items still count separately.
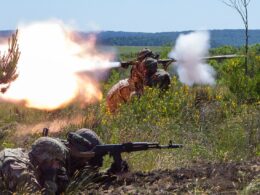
[0,137,70,195]
[0,148,41,194]
[65,128,103,175]
[0,127,182,194]
[0,129,105,194]
[64,128,182,175]
[29,137,70,194]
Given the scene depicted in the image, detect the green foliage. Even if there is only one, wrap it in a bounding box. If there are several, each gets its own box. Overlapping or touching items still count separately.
[66,168,109,194]
[117,46,172,61]
[0,45,259,177]
[96,30,260,47]
[0,30,20,93]
[95,72,259,170]
[216,55,260,103]
[210,45,239,55]
[241,178,260,195]
[250,44,260,55]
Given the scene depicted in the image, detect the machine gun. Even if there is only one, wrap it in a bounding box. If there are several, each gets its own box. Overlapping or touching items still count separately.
[94,141,182,173]
[67,132,183,173]
[120,54,243,70]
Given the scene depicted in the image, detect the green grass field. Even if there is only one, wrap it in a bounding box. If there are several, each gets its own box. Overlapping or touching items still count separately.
[0,45,259,194]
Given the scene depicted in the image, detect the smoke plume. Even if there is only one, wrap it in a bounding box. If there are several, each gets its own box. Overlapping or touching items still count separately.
[169,31,215,86]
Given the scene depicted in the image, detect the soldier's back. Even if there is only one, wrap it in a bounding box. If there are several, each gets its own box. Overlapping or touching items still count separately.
[106,79,134,113]
[151,69,171,90]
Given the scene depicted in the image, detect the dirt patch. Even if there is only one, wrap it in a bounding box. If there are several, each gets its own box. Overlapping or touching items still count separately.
[85,158,259,194]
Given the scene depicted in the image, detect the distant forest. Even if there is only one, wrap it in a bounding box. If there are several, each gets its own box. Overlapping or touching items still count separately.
[1,29,260,48]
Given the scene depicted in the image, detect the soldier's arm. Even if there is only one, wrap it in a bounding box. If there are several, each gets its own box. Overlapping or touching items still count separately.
[1,161,41,194]
[41,168,58,195]
[40,167,70,195]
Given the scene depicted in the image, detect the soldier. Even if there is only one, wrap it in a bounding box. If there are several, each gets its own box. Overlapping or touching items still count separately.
[28,136,70,194]
[0,138,70,194]
[106,65,144,113]
[106,48,171,113]
[65,128,128,175]
[0,148,41,194]
[135,48,171,90]
[65,128,103,175]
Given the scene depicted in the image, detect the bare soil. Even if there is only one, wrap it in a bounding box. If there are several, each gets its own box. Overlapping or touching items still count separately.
[85,158,259,194]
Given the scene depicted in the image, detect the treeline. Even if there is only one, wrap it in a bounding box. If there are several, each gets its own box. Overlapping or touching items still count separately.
[86,30,260,48]
[93,30,260,48]
[1,29,260,48]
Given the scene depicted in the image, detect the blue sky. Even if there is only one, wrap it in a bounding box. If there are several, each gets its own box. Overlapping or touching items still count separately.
[1,0,259,32]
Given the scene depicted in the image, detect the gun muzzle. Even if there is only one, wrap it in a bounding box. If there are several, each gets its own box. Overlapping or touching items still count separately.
[120,60,139,68]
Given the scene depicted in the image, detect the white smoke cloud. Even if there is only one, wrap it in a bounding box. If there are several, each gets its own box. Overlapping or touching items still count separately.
[169,31,215,86]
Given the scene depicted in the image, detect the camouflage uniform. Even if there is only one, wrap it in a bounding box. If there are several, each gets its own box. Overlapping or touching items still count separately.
[106,66,144,113]
[146,68,171,90]
[0,148,41,194]
[106,79,136,113]
[29,137,69,195]
[106,48,170,112]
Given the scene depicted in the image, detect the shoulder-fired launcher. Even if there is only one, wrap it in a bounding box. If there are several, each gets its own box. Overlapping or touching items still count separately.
[120,58,176,70]
[120,54,243,70]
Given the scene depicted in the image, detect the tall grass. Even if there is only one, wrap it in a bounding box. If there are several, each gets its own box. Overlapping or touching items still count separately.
[95,74,259,171]
[0,46,259,171]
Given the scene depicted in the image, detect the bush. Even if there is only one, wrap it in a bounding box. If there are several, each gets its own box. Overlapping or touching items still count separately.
[95,72,259,171]
[216,55,260,103]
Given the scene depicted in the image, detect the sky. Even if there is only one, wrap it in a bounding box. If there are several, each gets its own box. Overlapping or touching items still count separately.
[0,0,259,32]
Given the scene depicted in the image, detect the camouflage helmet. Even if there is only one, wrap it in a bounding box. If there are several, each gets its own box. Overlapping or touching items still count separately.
[73,128,102,151]
[29,137,68,165]
[75,129,104,168]
[137,48,153,61]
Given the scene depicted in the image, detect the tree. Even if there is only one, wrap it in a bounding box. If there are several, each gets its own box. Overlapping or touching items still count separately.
[222,0,251,75]
[0,30,20,93]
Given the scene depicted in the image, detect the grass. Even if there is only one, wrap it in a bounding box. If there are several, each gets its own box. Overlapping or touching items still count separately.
[0,45,259,193]
[1,77,258,171]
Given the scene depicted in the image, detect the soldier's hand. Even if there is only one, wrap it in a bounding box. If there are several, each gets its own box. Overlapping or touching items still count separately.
[121,62,130,69]
[42,167,57,181]
[107,160,129,175]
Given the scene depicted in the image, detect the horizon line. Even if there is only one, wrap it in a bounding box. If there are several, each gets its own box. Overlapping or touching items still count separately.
[1,28,260,34]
